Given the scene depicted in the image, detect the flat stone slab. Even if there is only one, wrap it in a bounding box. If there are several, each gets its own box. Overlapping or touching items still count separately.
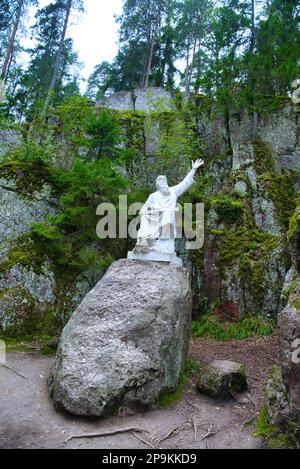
[49,259,192,417]
[197,360,247,399]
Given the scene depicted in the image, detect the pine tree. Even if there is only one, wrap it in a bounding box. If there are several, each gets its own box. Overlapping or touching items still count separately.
[1,0,37,81]
[17,0,82,120]
[42,0,84,117]
[176,0,214,94]
[115,0,179,90]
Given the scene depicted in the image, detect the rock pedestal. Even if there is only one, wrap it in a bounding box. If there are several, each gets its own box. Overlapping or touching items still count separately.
[49,259,192,417]
[278,283,300,419]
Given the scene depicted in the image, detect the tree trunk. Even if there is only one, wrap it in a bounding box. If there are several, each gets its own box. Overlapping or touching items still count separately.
[1,0,24,81]
[144,34,155,89]
[250,0,256,53]
[144,0,162,89]
[194,40,202,94]
[185,39,191,94]
[42,0,72,118]
[250,0,258,138]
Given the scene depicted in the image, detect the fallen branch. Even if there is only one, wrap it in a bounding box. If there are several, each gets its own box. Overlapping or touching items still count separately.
[157,414,195,447]
[0,363,27,379]
[65,426,148,443]
[186,400,202,413]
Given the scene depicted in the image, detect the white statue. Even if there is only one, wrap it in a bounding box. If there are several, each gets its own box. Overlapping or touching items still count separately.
[128,159,204,265]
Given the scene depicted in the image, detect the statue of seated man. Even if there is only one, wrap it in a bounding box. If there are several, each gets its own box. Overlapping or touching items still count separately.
[134,159,204,256]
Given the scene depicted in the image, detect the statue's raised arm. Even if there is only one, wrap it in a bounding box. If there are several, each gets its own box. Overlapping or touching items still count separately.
[172,159,204,197]
[128,158,204,265]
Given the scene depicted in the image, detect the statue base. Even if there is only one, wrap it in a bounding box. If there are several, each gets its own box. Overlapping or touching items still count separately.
[127,250,183,267]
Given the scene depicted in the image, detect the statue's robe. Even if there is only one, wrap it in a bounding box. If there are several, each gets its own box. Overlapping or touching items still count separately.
[137,170,196,242]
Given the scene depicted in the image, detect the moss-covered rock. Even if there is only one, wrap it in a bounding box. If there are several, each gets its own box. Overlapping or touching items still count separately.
[0,158,60,200]
[265,366,290,425]
[197,360,247,398]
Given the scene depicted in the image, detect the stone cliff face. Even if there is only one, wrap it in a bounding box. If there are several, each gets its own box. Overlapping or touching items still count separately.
[0,88,299,337]
[99,91,299,320]
[191,102,299,320]
[0,159,91,336]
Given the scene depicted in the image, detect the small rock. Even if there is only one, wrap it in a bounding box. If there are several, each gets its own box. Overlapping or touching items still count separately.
[197,360,247,399]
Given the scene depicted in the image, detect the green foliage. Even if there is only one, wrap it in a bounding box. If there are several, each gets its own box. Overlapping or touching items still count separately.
[0,334,57,353]
[0,234,46,274]
[191,314,274,341]
[253,140,275,175]
[1,0,299,117]
[0,156,60,199]
[256,404,279,438]
[288,204,300,246]
[31,157,128,280]
[50,96,94,140]
[148,106,204,183]
[217,227,281,270]
[256,404,300,449]
[85,61,114,100]
[0,97,131,295]
[287,202,300,269]
[84,108,122,159]
[31,97,127,164]
[10,1,83,120]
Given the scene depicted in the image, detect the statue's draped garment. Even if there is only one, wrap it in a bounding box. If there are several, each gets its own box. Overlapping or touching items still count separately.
[137,170,195,241]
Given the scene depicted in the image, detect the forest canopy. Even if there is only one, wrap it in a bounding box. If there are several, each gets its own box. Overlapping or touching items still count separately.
[0,0,299,122]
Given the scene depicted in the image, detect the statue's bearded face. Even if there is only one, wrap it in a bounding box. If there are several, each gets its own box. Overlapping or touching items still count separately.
[156,176,170,195]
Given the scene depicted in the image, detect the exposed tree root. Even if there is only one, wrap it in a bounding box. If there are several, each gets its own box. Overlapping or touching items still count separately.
[0,363,27,379]
[65,426,148,443]
[239,393,258,431]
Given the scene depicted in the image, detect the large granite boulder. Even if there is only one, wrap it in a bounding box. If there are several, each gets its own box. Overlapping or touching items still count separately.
[49,259,192,417]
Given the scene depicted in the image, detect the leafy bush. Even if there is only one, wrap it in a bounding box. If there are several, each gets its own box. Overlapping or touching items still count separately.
[31,157,128,279]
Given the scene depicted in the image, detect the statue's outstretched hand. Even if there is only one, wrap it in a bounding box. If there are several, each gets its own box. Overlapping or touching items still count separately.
[192,159,204,170]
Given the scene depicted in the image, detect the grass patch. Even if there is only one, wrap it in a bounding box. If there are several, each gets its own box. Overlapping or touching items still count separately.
[191,314,274,341]
[0,334,56,353]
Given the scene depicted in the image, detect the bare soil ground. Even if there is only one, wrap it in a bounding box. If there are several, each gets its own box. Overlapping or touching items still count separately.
[0,333,279,450]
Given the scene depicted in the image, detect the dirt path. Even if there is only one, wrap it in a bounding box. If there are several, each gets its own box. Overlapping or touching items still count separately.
[0,334,279,450]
